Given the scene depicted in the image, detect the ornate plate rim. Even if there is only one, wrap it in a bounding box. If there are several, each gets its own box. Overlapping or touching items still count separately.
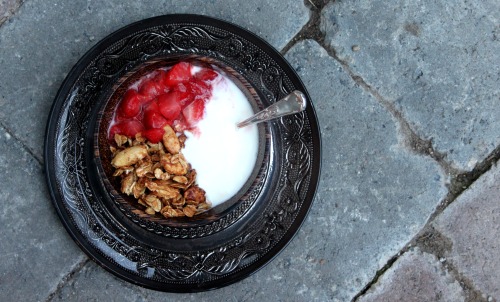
[44,14,321,292]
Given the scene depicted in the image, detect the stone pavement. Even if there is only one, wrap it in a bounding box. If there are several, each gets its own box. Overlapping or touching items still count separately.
[0,0,498,301]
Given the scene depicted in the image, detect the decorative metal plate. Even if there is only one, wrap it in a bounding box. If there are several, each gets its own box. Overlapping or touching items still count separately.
[44,14,321,292]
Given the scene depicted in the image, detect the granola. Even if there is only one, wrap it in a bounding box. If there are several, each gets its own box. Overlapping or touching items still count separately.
[110,125,210,218]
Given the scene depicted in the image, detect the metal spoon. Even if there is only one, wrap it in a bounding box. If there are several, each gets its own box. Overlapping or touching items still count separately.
[237,90,307,128]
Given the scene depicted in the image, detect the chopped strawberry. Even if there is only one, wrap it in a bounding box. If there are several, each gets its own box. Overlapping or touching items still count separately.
[142,128,165,143]
[157,92,182,121]
[165,62,192,86]
[109,120,144,138]
[173,118,189,132]
[188,79,211,101]
[108,124,121,140]
[155,69,169,86]
[139,79,163,98]
[195,68,218,82]
[118,89,143,118]
[113,111,132,123]
[143,99,160,113]
[143,109,168,129]
[172,84,195,107]
[182,99,205,127]
[109,63,219,140]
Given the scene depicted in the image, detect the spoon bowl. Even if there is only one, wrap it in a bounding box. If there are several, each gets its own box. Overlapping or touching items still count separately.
[237,90,307,128]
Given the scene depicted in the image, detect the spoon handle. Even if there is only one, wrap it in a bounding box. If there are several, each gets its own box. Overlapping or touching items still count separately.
[237,90,307,128]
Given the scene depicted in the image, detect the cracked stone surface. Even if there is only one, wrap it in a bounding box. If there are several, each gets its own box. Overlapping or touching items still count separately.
[0,0,308,160]
[0,0,21,25]
[284,40,446,301]
[1,0,499,301]
[321,0,500,171]
[358,249,466,302]
[433,163,500,299]
[0,126,85,301]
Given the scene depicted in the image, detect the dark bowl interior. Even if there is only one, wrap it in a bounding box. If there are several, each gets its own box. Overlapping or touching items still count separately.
[94,55,268,228]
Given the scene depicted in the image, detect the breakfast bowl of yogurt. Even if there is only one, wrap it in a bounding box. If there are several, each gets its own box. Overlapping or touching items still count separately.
[45,14,320,292]
[95,58,268,227]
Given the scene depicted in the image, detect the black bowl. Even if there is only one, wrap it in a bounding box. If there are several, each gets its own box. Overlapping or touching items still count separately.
[94,56,268,228]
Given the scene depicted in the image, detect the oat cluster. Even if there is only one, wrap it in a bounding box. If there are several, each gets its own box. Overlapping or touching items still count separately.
[110,124,209,218]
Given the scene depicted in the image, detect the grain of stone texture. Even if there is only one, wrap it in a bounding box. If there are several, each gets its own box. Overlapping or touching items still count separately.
[0,0,21,26]
[51,263,149,302]
[358,249,466,302]
[282,40,446,301]
[433,163,500,299]
[321,0,500,171]
[0,127,85,301]
[0,0,308,160]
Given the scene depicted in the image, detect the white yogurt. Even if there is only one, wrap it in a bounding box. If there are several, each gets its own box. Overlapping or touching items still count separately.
[182,74,259,207]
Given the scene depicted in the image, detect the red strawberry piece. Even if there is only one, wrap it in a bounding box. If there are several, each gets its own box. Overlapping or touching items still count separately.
[173,84,195,107]
[143,109,168,129]
[109,120,144,138]
[142,128,165,143]
[157,92,182,121]
[118,89,143,118]
[139,79,163,98]
[113,110,132,123]
[182,98,205,126]
[108,124,121,140]
[165,62,192,86]
[195,68,218,82]
[155,69,169,86]
[173,118,189,132]
[143,99,160,113]
[188,79,211,101]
